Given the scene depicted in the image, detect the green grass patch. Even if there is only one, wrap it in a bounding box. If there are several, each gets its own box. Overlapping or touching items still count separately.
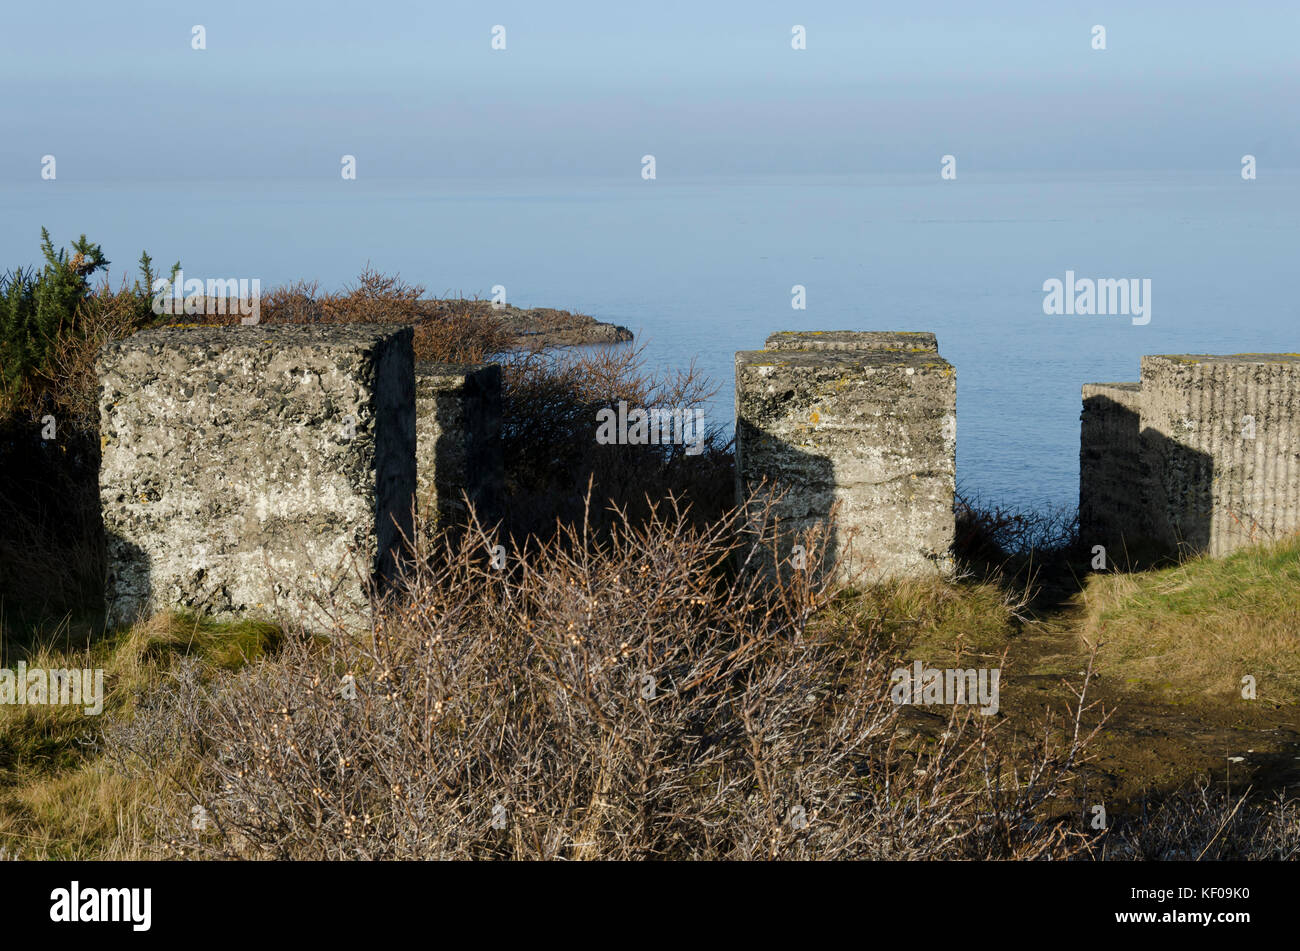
[1077,536,1300,704]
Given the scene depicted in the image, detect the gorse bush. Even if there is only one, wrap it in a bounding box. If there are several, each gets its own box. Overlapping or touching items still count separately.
[0,233,178,611]
[0,229,108,401]
[0,231,176,421]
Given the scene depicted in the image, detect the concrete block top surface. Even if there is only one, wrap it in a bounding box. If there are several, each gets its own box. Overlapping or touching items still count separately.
[737,347,952,372]
[415,360,501,385]
[100,323,412,357]
[1082,382,1141,399]
[1143,353,1300,367]
[764,330,939,352]
[1083,381,1141,392]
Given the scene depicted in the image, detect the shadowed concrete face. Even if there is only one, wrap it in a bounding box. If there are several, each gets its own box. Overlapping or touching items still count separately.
[1080,353,1300,561]
[736,337,956,584]
[414,361,504,529]
[98,323,415,627]
[1079,383,1148,552]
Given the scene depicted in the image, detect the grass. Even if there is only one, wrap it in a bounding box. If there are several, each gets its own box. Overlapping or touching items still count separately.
[1075,535,1300,704]
[813,574,1025,665]
[0,610,282,859]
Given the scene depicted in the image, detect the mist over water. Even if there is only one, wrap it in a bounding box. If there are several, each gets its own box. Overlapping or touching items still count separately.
[4,169,1296,513]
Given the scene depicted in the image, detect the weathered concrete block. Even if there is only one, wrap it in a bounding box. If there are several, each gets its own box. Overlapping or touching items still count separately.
[735,340,956,583]
[1139,354,1300,557]
[415,361,504,528]
[765,330,938,353]
[98,324,415,627]
[1078,382,1148,551]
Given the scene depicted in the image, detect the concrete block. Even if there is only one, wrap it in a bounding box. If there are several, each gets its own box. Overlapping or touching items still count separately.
[735,342,956,583]
[98,323,415,627]
[1139,354,1300,557]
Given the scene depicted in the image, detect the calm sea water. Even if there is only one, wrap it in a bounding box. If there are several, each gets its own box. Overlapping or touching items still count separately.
[4,171,1297,513]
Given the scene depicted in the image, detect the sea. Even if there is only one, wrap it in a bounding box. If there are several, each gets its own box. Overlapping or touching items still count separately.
[4,169,1296,514]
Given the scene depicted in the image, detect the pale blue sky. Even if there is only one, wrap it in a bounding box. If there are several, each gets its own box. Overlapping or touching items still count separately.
[2,0,1297,179]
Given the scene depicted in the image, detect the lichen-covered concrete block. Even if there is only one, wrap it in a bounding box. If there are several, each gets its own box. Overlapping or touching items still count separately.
[415,361,503,528]
[98,324,415,627]
[735,340,956,583]
[1078,382,1147,551]
[765,330,938,353]
[1139,354,1300,557]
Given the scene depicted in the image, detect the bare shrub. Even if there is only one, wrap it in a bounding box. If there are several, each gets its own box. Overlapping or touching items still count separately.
[105,495,1098,860]
[253,267,513,364]
[499,343,732,539]
[955,491,1078,564]
[1102,782,1300,861]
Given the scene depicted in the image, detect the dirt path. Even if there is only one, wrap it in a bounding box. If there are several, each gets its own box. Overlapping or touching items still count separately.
[998,601,1300,809]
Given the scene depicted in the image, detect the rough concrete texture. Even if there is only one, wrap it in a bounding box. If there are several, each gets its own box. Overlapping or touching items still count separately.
[735,341,956,583]
[98,324,415,627]
[765,330,938,353]
[1079,382,1147,551]
[1139,354,1300,557]
[415,361,504,528]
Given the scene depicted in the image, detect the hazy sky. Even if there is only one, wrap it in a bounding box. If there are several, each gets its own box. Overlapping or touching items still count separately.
[2,0,1298,179]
